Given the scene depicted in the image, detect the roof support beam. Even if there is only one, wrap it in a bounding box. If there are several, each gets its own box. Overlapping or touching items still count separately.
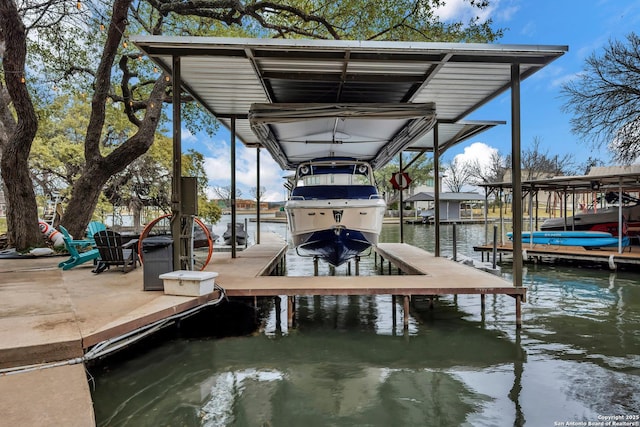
[231,116,237,259]
[171,56,183,270]
[433,122,441,257]
[511,63,524,297]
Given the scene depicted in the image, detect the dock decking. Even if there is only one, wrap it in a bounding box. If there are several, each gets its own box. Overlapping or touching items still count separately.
[1,233,524,425]
[217,241,525,329]
[474,242,640,269]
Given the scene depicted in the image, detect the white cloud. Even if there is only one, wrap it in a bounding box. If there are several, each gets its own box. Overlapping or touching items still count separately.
[201,137,287,202]
[453,141,499,174]
[443,142,499,192]
[182,127,197,143]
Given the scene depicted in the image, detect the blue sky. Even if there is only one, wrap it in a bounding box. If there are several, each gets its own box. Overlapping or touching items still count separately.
[451,0,640,171]
[189,0,640,201]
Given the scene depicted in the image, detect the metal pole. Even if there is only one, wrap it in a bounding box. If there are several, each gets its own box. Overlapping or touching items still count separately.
[500,188,504,245]
[399,153,404,244]
[231,116,237,258]
[511,63,523,290]
[256,146,261,245]
[171,57,182,271]
[571,189,576,231]
[433,122,441,257]
[619,179,623,254]
[484,187,489,243]
[492,224,498,269]
[452,222,457,261]
[563,187,568,231]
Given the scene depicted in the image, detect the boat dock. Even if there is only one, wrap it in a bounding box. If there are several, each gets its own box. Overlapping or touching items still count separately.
[217,242,525,329]
[474,242,640,269]
[1,233,524,425]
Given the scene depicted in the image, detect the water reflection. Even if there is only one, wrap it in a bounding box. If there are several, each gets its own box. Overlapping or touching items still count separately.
[93,328,521,426]
[91,221,640,426]
[199,367,484,426]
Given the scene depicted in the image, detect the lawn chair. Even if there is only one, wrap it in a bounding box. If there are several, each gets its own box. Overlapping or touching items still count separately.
[92,230,140,274]
[86,221,107,241]
[57,225,100,270]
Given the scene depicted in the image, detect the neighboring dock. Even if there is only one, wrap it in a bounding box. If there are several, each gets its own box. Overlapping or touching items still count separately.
[1,233,524,425]
[474,242,640,269]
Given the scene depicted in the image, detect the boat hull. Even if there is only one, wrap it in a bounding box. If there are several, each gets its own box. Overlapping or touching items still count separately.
[508,231,630,248]
[540,205,640,236]
[285,198,386,267]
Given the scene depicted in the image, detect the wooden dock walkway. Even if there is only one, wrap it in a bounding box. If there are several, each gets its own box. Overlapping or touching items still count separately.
[217,241,525,329]
[474,242,640,269]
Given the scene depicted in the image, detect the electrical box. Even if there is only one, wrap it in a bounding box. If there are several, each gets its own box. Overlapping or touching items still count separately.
[181,177,198,215]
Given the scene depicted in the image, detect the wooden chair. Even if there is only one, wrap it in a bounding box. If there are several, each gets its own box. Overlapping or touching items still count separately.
[57,225,100,270]
[92,230,140,274]
[86,221,107,241]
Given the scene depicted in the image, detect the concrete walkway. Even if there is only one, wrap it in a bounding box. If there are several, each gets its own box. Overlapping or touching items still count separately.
[0,251,233,426]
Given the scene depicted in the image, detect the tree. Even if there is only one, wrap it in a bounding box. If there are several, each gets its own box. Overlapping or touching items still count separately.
[374,153,434,205]
[578,156,605,175]
[198,197,222,225]
[467,150,507,184]
[561,33,640,164]
[250,186,267,202]
[1,0,503,249]
[213,186,243,209]
[518,136,574,180]
[0,0,41,249]
[443,157,472,192]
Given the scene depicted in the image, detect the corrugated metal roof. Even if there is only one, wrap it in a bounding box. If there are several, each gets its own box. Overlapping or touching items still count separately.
[132,36,566,169]
[479,172,640,192]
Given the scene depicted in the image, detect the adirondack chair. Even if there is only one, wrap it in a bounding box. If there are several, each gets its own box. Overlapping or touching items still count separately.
[57,225,100,270]
[92,230,140,274]
[86,221,107,241]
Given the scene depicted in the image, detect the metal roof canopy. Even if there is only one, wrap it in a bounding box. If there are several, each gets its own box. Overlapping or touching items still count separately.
[479,171,640,193]
[132,36,566,169]
[131,36,567,293]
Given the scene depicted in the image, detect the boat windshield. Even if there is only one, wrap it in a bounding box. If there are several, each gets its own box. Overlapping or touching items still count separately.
[296,161,374,187]
[301,173,371,186]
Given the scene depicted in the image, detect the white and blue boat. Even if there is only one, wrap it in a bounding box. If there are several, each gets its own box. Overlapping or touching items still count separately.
[285,158,386,267]
[507,231,630,249]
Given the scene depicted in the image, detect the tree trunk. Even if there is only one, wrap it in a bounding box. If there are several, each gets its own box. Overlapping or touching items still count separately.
[62,163,111,238]
[60,0,166,238]
[0,0,42,250]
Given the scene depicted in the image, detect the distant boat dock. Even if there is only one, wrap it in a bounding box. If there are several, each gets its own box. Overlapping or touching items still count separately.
[474,242,640,269]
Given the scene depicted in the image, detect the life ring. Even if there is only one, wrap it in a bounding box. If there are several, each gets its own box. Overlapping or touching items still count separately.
[38,220,65,247]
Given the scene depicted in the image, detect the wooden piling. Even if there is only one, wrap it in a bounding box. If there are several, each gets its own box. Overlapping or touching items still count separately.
[287,296,295,328]
[403,295,410,329]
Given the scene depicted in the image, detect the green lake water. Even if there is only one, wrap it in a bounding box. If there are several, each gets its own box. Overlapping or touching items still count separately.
[91,220,640,426]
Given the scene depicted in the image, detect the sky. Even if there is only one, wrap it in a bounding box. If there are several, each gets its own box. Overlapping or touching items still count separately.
[184,0,640,201]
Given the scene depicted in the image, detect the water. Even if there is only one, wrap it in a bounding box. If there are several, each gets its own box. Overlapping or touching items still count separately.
[91,219,640,426]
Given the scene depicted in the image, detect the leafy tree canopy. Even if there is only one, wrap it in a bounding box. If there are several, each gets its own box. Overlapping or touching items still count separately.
[1,0,504,247]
